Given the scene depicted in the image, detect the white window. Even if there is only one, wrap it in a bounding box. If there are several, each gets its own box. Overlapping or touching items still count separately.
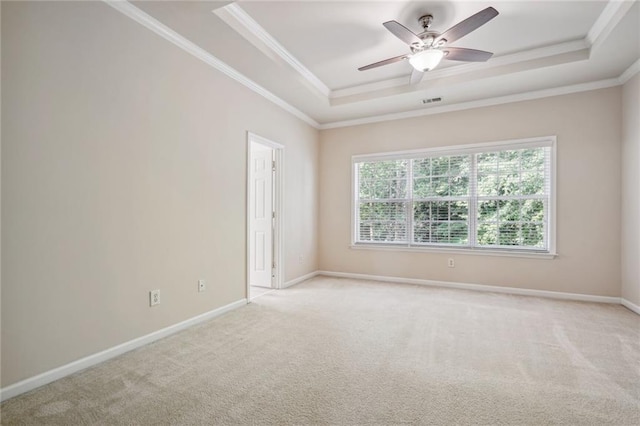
[352,137,556,255]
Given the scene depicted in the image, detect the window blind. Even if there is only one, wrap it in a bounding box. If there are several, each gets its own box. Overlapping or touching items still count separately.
[353,138,554,253]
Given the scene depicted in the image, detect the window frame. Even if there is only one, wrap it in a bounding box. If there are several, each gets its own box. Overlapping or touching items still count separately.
[351,136,557,258]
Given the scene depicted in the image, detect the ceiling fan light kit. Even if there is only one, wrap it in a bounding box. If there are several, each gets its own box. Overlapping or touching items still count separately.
[409,49,444,72]
[359,7,499,84]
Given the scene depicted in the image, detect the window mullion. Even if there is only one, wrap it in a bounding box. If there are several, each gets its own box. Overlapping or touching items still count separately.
[469,154,478,248]
[407,160,414,246]
[543,147,550,250]
[354,163,360,244]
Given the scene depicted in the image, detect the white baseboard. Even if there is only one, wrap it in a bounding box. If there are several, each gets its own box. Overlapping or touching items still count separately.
[282,271,319,289]
[621,298,640,315]
[3,274,634,402]
[317,271,621,304]
[0,298,247,402]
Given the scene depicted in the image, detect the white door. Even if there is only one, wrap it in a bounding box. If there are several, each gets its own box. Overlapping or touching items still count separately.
[249,142,274,288]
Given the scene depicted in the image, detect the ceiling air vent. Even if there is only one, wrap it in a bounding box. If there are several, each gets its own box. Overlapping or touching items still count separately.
[422,97,442,104]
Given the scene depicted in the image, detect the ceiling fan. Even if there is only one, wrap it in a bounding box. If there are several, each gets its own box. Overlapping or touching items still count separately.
[359,7,499,84]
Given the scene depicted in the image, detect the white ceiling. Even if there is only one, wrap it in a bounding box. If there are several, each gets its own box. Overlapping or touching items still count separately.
[129,0,640,128]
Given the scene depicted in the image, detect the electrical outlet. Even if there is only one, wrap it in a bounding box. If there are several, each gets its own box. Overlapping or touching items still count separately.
[448,258,455,268]
[298,255,304,264]
[198,279,206,292]
[149,289,160,306]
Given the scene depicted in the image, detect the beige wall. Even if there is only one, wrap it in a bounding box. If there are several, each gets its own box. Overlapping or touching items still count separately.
[621,72,640,306]
[0,0,3,390]
[1,1,318,387]
[319,88,622,298]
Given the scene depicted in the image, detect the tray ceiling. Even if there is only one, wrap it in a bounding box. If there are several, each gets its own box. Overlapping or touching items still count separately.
[125,0,639,128]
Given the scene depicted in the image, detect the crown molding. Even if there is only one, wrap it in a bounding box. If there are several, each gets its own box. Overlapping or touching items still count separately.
[319,78,621,130]
[103,0,320,129]
[618,58,640,84]
[216,3,331,98]
[587,0,636,51]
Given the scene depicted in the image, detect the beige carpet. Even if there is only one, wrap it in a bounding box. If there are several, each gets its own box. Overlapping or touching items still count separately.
[2,277,639,425]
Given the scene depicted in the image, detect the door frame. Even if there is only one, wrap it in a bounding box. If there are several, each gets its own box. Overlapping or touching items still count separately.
[246,132,284,301]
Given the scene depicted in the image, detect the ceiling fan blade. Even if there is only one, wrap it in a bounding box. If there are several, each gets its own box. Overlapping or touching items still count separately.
[358,54,408,71]
[436,7,499,45]
[410,68,424,85]
[383,20,422,46]
[443,47,493,62]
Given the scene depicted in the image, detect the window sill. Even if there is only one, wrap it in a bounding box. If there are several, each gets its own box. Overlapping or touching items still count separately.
[349,244,557,259]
